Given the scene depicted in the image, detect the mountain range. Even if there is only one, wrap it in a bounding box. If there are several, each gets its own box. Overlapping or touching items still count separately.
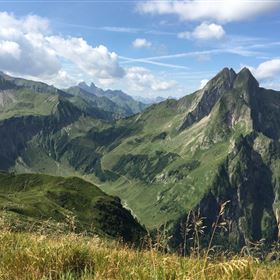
[1,67,280,251]
[66,81,148,118]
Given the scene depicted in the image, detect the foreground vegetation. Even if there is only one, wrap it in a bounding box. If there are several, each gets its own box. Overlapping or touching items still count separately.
[0,229,280,280]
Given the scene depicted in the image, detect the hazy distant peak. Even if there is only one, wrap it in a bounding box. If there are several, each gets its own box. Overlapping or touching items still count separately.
[90,82,97,89]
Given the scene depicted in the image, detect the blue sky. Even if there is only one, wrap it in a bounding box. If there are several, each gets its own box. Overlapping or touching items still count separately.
[0,0,280,98]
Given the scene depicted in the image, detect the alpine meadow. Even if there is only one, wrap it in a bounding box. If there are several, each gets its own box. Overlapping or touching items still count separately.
[1,1,280,279]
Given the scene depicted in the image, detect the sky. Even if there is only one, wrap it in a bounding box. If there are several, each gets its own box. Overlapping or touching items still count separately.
[0,0,280,98]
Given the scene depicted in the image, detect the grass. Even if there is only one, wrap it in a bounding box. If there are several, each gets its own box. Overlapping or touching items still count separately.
[0,198,279,280]
[0,229,280,279]
[0,88,59,120]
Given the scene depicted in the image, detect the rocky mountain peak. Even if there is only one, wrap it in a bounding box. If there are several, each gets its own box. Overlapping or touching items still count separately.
[202,67,236,90]
[179,67,237,130]
[78,81,90,89]
[234,67,259,90]
[213,67,236,85]
[90,82,98,89]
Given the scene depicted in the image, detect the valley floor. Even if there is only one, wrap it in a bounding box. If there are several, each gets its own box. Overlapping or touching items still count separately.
[1,230,280,280]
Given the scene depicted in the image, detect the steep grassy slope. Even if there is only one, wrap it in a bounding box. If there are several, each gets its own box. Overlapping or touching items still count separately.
[0,172,145,242]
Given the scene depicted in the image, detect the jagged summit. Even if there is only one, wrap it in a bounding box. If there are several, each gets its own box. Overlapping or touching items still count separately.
[214,67,236,83]
[179,67,238,130]
[234,67,259,91]
[78,81,88,87]
[179,67,262,131]
[68,79,147,117]
[203,67,258,91]
[77,81,98,93]
[78,81,98,91]
[90,82,98,89]
[238,67,256,78]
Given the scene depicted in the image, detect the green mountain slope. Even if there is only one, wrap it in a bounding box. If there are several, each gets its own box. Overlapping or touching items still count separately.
[0,172,145,242]
[97,68,280,248]
[1,68,280,250]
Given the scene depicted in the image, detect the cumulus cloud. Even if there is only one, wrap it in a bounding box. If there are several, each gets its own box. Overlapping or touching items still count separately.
[42,70,79,88]
[125,67,177,92]
[132,38,152,48]
[137,0,280,23]
[247,58,280,82]
[0,41,21,59]
[178,22,225,41]
[19,69,78,89]
[0,12,60,77]
[0,12,124,85]
[47,36,125,80]
[249,59,280,81]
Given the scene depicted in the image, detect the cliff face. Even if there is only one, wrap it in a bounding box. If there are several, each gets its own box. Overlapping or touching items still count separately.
[170,68,280,251]
[196,135,276,248]
[180,68,237,130]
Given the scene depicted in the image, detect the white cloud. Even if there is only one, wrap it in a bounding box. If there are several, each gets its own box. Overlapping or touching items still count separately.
[178,22,225,41]
[137,0,280,23]
[192,22,225,40]
[47,36,124,81]
[132,38,152,48]
[200,79,209,89]
[125,67,177,92]
[0,12,125,86]
[0,41,21,59]
[249,59,280,81]
[44,70,79,88]
[0,12,60,77]
[19,69,79,89]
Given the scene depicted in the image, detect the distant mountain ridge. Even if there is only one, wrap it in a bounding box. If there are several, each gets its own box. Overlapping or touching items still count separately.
[0,71,148,120]
[67,81,148,117]
[133,95,166,104]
